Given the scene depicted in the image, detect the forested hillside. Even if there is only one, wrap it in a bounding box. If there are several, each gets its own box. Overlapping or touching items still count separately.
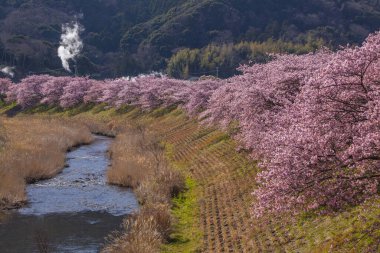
[1,0,380,78]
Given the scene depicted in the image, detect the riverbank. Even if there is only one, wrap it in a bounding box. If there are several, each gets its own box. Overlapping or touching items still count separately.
[0,116,93,210]
[1,105,380,252]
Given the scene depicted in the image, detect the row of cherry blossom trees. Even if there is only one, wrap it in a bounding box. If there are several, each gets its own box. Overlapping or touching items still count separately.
[1,31,379,216]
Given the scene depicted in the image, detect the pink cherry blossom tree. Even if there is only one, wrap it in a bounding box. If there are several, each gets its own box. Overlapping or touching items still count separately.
[60,77,92,108]
[16,75,51,108]
[252,32,380,216]
[83,79,108,104]
[40,76,71,105]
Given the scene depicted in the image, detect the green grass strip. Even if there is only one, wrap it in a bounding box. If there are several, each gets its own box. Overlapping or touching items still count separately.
[162,177,203,253]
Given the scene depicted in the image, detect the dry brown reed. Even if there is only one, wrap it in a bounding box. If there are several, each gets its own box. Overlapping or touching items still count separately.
[135,166,185,206]
[0,116,93,209]
[103,124,185,253]
[107,131,153,188]
[107,125,164,188]
[104,212,162,253]
[103,204,172,253]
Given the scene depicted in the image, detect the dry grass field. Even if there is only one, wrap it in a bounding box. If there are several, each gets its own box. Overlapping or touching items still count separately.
[0,116,93,210]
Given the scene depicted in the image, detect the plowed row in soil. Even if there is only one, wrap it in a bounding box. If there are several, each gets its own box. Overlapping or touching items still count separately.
[148,115,257,252]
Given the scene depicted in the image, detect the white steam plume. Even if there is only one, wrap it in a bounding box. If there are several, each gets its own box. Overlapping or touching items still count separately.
[58,22,84,72]
[1,66,15,78]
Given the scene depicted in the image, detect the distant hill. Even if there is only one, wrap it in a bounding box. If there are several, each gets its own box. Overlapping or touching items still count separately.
[0,0,380,78]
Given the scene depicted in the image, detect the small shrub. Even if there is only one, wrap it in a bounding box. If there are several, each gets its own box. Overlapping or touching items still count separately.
[103,211,162,253]
[140,204,173,241]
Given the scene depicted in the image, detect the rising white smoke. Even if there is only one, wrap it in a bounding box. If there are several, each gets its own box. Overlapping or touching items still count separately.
[58,22,84,72]
[1,66,15,78]
[122,72,166,82]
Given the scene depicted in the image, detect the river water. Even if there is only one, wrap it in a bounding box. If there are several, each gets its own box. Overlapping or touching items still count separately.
[0,135,139,253]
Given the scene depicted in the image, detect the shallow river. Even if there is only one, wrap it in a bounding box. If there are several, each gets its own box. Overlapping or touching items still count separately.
[0,135,139,253]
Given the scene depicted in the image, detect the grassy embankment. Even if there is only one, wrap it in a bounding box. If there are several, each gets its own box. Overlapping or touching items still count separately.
[1,103,380,252]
